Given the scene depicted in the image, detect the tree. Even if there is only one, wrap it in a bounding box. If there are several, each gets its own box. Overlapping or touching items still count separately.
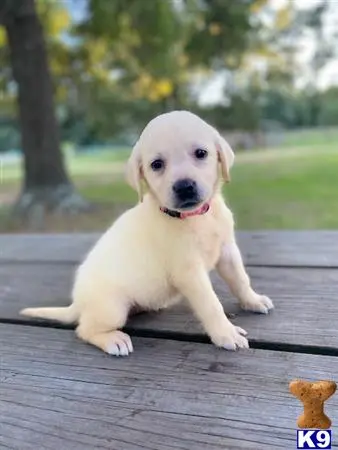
[293,0,333,126]
[319,87,338,126]
[0,0,88,221]
[73,0,262,130]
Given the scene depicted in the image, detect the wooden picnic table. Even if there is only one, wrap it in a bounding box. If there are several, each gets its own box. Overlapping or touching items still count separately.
[1,231,337,449]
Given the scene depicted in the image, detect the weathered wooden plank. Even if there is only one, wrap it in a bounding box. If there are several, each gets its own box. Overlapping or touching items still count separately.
[1,263,337,348]
[0,233,96,264]
[1,323,337,450]
[1,231,338,267]
[238,230,338,267]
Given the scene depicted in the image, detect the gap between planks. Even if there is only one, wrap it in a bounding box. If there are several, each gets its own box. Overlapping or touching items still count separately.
[1,317,338,358]
[1,260,338,270]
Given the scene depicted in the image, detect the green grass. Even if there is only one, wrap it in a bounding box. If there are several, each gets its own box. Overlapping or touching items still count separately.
[81,178,136,204]
[226,146,338,229]
[1,141,338,231]
[0,148,130,183]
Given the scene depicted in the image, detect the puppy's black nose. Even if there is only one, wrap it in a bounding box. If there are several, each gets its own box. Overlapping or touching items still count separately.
[172,178,198,202]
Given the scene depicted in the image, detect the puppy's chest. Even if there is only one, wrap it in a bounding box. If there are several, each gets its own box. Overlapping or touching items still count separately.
[192,218,224,270]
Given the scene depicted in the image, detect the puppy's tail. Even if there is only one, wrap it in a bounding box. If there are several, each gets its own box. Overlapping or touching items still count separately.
[20,304,79,325]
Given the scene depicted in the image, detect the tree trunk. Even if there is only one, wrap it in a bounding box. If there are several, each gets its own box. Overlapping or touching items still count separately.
[1,0,89,224]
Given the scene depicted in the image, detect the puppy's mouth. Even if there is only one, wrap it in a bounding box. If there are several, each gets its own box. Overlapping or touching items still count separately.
[176,199,202,210]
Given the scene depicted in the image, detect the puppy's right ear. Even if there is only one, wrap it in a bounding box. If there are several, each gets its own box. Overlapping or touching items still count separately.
[126,141,143,202]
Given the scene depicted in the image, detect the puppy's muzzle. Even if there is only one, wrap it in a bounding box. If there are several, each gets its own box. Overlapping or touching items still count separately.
[172,178,200,209]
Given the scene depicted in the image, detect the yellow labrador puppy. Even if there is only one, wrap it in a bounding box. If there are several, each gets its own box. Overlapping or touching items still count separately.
[21,111,273,356]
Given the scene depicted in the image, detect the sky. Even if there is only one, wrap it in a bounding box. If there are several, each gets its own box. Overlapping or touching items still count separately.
[68,0,88,23]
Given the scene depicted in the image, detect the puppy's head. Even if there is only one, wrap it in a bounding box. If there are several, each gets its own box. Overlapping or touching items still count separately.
[126,111,234,210]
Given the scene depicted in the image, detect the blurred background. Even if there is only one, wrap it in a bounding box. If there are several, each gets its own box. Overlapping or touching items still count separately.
[0,0,337,233]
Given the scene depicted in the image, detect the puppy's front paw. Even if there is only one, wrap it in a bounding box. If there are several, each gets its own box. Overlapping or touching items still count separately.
[106,331,134,357]
[241,294,274,314]
[211,325,249,351]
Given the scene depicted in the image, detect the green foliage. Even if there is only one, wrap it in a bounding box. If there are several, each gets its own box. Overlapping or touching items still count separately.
[66,0,260,140]
[195,92,260,132]
[184,0,256,69]
[1,0,338,147]
[250,86,338,130]
[295,1,333,81]
[318,88,338,126]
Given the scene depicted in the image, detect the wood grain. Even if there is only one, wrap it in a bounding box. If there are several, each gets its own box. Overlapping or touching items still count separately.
[1,323,338,450]
[1,263,337,348]
[1,231,338,267]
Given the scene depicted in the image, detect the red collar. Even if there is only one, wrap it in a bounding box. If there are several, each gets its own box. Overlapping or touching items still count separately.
[160,203,210,219]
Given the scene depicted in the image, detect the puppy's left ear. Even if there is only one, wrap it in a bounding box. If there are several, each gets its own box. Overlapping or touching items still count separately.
[214,131,235,183]
[126,140,144,202]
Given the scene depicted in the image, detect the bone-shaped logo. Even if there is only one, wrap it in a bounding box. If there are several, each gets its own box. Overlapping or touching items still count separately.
[290,379,336,429]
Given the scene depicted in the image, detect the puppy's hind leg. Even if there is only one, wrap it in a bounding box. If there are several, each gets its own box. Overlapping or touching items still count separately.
[76,296,133,357]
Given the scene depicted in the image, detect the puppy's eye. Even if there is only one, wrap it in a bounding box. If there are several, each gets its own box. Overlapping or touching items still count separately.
[194,148,208,160]
[150,159,165,171]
